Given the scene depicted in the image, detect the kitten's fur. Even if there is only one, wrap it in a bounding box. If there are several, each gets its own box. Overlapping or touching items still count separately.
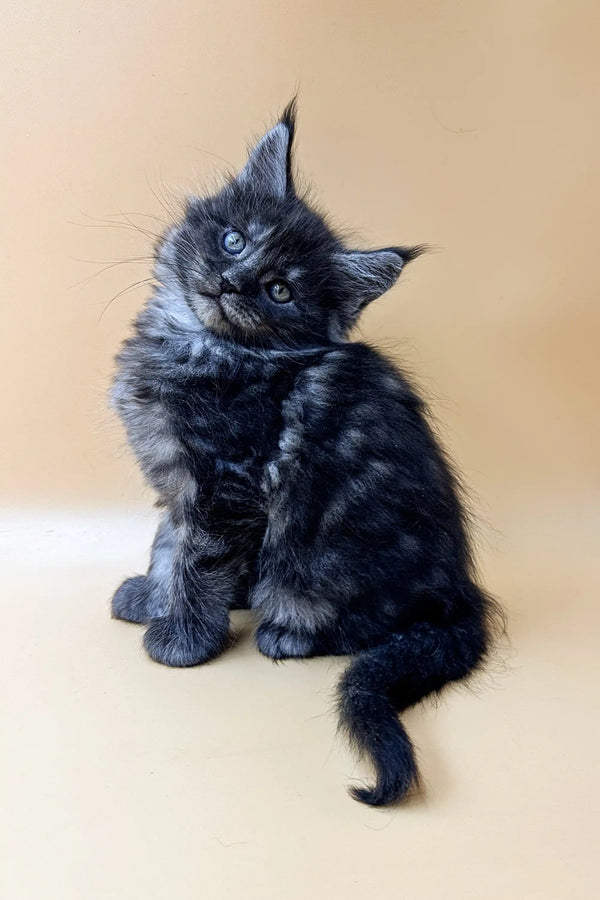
[111,101,502,806]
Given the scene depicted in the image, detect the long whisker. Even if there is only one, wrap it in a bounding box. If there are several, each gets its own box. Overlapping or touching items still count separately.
[88,210,168,227]
[70,258,154,290]
[73,212,161,241]
[145,172,183,223]
[98,277,155,323]
[187,144,235,169]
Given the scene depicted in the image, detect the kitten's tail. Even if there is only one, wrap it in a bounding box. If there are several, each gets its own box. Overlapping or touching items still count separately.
[336,588,501,806]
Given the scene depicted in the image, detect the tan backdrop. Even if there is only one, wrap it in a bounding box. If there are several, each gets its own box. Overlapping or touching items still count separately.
[3,0,598,516]
[2,3,599,898]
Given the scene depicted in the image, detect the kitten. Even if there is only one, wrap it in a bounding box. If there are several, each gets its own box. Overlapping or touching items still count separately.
[111,101,503,806]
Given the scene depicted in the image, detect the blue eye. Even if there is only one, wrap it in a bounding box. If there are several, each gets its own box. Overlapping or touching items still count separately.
[267,281,292,303]
[223,230,245,254]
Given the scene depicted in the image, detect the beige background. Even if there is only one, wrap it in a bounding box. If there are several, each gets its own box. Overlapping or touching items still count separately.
[2,2,599,898]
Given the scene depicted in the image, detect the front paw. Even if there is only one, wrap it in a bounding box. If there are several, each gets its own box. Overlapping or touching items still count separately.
[143,616,229,667]
[112,576,152,623]
[256,622,318,660]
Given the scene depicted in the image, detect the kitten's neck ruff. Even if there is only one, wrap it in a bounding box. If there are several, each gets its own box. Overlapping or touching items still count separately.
[147,282,337,364]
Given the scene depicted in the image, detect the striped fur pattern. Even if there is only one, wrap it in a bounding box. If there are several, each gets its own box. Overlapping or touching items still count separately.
[111,102,502,805]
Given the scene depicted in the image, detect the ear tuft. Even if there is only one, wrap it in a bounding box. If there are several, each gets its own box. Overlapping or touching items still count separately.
[397,244,429,264]
[236,100,298,199]
[338,247,404,304]
[280,96,298,143]
[335,245,424,330]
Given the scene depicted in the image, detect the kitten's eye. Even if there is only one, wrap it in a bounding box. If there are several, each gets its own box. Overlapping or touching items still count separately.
[223,230,246,254]
[267,281,292,303]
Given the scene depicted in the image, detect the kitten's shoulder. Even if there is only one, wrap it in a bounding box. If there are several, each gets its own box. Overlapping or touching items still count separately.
[305,340,423,409]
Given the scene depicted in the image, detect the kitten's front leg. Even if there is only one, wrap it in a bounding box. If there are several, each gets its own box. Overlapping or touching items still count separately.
[112,512,176,623]
[142,516,235,667]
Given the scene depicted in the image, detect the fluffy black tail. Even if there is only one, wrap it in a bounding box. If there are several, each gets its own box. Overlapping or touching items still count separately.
[337,598,499,806]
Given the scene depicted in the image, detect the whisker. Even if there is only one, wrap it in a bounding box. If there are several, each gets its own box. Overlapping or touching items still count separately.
[72,212,161,241]
[69,257,155,290]
[187,144,236,169]
[98,277,154,323]
[72,256,155,265]
[145,172,183,223]
[89,210,169,227]
[113,211,168,226]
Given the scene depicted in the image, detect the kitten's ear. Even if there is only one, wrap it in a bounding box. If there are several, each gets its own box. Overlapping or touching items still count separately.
[236,100,297,198]
[337,246,423,322]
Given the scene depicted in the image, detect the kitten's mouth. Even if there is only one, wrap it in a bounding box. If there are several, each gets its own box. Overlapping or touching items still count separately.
[197,290,263,334]
[219,293,263,332]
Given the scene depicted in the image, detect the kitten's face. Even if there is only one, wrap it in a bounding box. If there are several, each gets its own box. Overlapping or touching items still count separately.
[169,185,342,345]
[158,104,419,347]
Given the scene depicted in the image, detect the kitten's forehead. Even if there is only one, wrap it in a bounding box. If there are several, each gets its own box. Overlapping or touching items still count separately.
[285,266,305,281]
[243,216,316,269]
[246,220,276,243]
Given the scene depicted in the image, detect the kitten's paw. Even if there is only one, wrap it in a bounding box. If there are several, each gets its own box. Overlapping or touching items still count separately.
[256,622,318,660]
[112,576,153,623]
[143,617,228,667]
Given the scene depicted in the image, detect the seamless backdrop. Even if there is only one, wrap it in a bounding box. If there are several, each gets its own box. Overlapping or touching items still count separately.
[2,2,599,899]
[2,0,598,515]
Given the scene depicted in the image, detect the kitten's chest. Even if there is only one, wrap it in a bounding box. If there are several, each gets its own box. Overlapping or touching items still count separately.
[115,328,313,506]
[172,366,287,464]
[148,345,307,501]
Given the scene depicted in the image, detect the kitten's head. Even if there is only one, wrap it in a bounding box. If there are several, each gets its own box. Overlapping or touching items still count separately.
[159,100,422,347]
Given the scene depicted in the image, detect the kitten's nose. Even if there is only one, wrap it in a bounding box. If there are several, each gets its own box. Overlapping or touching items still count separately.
[220,275,240,294]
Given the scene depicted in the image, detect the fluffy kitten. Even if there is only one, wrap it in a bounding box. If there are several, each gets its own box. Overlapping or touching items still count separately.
[111,101,502,806]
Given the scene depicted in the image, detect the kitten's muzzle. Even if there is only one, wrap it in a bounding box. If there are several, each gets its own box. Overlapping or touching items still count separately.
[195,274,241,301]
[220,276,240,295]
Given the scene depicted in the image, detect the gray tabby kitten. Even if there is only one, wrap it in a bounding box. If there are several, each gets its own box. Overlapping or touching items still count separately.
[111,102,502,806]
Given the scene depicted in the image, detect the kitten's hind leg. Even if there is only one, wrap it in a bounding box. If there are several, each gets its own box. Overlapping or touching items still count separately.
[252,581,342,660]
[111,512,175,623]
[255,621,322,659]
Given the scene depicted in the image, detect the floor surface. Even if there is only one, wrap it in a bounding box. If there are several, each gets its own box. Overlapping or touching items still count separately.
[1,508,598,899]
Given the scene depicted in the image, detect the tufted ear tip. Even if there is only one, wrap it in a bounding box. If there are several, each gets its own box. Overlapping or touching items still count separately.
[395,244,428,264]
[335,242,426,331]
[235,102,299,199]
[280,96,298,141]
